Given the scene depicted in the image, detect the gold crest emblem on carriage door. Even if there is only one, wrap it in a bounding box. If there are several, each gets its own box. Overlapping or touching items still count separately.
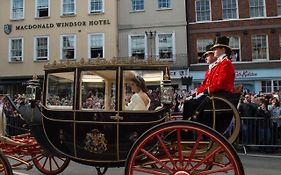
[84,129,108,153]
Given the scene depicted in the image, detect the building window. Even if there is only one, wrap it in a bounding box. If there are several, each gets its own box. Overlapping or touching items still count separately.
[196,39,213,63]
[158,0,171,9]
[195,0,211,22]
[273,80,281,92]
[262,80,281,92]
[261,81,272,93]
[250,0,265,17]
[229,36,240,61]
[34,36,49,61]
[11,0,24,20]
[222,0,238,19]
[61,35,76,60]
[61,0,76,16]
[278,0,281,16]
[36,0,49,17]
[9,38,23,62]
[252,35,268,60]
[132,0,144,11]
[156,33,175,60]
[89,33,104,59]
[89,0,104,14]
[129,35,147,59]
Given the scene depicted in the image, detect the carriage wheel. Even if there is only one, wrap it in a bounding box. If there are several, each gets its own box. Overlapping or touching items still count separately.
[125,121,244,175]
[32,151,70,175]
[0,150,13,175]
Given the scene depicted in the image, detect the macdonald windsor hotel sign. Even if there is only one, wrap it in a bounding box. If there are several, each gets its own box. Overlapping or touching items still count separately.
[12,19,110,31]
[15,20,110,31]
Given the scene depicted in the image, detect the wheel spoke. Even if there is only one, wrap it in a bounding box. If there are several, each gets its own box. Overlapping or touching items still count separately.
[49,157,52,171]
[36,155,44,162]
[185,133,203,169]
[190,146,222,173]
[195,164,234,175]
[42,157,48,169]
[133,167,169,175]
[176,129,184,168]
[52,157,60,169]
[140,149,174,173]
[156,134,177,169]
[58,157,66,161]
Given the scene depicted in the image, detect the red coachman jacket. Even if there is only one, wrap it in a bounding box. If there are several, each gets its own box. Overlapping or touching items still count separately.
[197,56,235,94]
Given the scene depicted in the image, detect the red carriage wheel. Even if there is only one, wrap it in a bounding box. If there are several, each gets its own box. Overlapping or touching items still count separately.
[32,151,70,175]
[0,150,13,175]
[125,121,244,175]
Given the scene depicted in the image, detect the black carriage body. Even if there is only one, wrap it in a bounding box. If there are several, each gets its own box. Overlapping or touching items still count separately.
[39,61,169,167]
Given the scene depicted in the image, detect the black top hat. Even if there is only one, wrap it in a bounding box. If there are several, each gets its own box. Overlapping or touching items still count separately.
[202,44,214,58]
[210,36,232,51]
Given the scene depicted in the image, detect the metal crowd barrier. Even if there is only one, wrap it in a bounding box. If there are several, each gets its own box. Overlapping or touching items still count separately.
[238,117,281,154]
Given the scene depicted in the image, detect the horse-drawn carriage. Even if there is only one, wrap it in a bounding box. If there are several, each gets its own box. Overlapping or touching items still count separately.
[0,58,244,175]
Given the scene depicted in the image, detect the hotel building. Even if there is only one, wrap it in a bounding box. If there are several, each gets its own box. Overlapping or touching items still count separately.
[0,0,118,94]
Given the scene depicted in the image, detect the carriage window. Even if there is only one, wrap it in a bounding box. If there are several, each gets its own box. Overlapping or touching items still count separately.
[123,70,163,111]
[81,70,116,110]
[47,72,74,109]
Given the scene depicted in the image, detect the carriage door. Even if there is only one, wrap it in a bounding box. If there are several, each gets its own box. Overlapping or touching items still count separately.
[75,69,119,161]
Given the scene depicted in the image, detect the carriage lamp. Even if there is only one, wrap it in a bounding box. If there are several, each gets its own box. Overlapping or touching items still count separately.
[161,69,174,105]
[26,75,41,101]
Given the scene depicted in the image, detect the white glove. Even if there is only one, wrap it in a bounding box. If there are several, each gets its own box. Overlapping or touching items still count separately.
[194,93,204,99]
[186,96,193,101]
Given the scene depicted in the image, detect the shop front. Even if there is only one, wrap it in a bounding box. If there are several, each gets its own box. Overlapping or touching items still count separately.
[190,68,281,93]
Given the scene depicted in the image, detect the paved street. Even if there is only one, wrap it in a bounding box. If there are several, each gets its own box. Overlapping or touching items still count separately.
[12,154,281,175]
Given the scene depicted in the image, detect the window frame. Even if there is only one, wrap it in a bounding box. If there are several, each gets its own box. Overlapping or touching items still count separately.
[158,0,171,10]
[88,0,104,14]
[221,0,239,20]
[251,34,269,61]
[195,0,212,22]
[249,0,266,18]
[10,0,25,20]
[34,35,50,61]
[79,69,118,111]
[35,0,50,18]
[155,32,176,61]
[128,34,148,60]
[45,71,76,109]
[61,0,76,16]
[9,37,24,63]
[88,33,105,59]
[228,36,241,61]
[196,38,213,63]
[60,34,77,60]
[131,0,145,12]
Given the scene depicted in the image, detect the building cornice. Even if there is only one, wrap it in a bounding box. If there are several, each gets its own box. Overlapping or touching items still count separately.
[189,16,281,25]
[119,21,187,31]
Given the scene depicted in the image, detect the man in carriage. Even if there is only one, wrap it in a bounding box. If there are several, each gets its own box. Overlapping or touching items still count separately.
[183,36,236,120]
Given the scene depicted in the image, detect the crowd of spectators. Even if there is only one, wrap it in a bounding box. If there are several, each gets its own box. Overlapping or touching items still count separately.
[238,92,281,146]
[172,88,281,147]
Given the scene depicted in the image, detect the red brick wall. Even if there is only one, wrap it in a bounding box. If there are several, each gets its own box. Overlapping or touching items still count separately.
[189,29,281,64]
[211,0,222,20]
[267,0,278,17]
[188,1,281,64]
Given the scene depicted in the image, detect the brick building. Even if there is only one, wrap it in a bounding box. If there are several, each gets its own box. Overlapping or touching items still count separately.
[188,0,281,93]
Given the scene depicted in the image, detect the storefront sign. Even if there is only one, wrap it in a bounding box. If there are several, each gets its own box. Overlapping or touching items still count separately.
[170,69,189,79]
[236,70,257,78]
[15,20,111,31]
